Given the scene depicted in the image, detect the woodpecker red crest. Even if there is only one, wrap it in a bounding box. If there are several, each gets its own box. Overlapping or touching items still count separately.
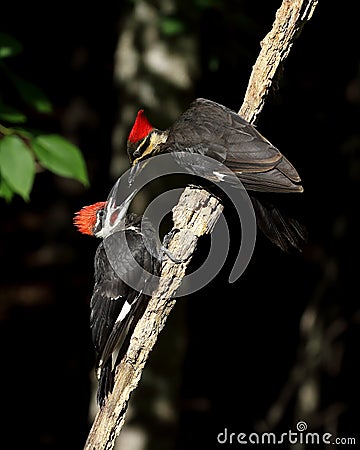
[128,109,154,144]
[74,186,138,239]
[73,201,107,236]
[127,109,169,166]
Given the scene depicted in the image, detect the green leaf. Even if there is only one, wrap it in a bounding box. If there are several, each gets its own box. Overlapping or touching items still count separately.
[0,33,23,59]
[10,75,53,114]
[0,103,27,124]
[0,176,14,201]
[160,18,185,36]
[33,134,89,186]
[0,135,35,200]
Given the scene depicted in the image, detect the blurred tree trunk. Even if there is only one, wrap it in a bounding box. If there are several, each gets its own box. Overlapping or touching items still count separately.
[110,0,199,181]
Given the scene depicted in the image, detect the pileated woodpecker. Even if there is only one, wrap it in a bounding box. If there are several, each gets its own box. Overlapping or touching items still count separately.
[74,196,160,405]
[127,98,306,251]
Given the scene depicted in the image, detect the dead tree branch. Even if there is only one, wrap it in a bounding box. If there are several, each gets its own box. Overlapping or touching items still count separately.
[239,0,318,124]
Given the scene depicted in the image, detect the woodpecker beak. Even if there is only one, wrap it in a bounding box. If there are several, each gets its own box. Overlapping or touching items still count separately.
[129,159,150,186]
[95,188,138,238]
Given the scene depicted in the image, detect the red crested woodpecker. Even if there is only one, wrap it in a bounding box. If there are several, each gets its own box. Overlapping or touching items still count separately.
[74,195,160,405]
[127,98,306,251]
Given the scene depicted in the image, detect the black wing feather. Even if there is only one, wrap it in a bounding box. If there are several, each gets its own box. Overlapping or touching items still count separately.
[90,224,160,405]
[163,98,303,193]
[250,195,307,252]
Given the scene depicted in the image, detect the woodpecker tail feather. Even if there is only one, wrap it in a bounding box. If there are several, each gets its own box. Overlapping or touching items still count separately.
[97,359,114,407]
[250,195,307,252]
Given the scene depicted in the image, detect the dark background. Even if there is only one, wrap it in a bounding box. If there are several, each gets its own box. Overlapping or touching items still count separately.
[1,1,359,448]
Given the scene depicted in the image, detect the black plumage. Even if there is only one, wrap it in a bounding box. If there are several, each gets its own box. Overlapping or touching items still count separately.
[162,98,303,194]
[128,98,306,252]
[90,215,160,405]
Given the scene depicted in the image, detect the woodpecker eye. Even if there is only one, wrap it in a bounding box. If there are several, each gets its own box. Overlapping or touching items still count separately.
[96,209,105,223]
